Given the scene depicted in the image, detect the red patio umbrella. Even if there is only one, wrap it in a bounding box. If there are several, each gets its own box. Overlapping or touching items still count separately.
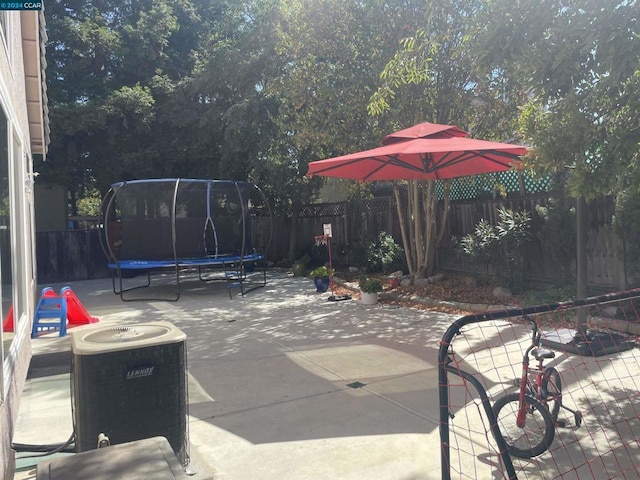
[306,121,529,281]
[307,135,527,181]
[381,122,468,144]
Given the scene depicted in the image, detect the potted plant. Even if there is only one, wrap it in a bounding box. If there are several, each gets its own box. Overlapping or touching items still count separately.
[309,265,332,292]
[358,276,383,305]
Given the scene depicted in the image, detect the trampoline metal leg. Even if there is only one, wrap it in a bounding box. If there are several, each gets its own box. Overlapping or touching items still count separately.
[112,270,151,296]
[228,263,267,298]
[113,268,180,302]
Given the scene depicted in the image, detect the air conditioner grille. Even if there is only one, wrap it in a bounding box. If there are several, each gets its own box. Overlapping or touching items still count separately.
[72,321,186,354]
[84,325,170,343]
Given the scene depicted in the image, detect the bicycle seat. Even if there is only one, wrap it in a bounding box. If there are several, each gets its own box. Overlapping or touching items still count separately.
[531,347,555,360]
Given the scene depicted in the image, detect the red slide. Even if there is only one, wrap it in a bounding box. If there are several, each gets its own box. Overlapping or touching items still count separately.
[2,304,13,332]
[60,287,99,325]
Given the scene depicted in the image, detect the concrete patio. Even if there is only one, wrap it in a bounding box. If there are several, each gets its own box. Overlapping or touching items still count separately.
[12,271,459,480]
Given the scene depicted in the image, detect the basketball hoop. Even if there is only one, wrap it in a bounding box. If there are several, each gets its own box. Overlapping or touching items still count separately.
[314,235,329,246]
[313,233,350,302]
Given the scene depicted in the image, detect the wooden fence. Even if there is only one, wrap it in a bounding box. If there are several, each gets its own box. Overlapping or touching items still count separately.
[263,194,628,293]
[36,229,110,283]
[36,195,630,292]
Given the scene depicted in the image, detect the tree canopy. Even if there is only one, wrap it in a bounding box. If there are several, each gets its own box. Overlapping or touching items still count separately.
[42,0,232,200]
[42,0,640,268]
[474,0,640,198]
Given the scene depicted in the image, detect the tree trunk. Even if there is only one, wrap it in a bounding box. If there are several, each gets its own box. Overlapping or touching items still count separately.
[411,180,425,277]
[393,179,453,281]
[423,180,436,277]
[437,181,451,246]
[434,180,452,271]
[576,196,588,334]
[287,204,302,263]
[394,182,415,279]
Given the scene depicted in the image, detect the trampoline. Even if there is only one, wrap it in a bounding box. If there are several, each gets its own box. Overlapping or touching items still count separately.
[99,178,272,301]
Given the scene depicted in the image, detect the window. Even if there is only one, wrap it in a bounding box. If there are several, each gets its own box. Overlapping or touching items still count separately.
[0,107,11,377]
[0,10,9,60]
[11,132,29,328]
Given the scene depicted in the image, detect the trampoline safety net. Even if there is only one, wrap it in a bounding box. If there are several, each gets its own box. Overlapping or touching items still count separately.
[100,178,265,262]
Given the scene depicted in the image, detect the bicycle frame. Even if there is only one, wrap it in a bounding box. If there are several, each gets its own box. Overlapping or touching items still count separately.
[515,316,581,428]
[515,318,541,427]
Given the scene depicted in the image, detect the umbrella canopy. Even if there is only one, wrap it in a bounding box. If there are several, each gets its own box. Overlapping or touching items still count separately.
[381,122,468,144]
[307,135,527,182]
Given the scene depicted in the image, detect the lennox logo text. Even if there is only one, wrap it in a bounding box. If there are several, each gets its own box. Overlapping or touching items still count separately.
[125,366,155,380]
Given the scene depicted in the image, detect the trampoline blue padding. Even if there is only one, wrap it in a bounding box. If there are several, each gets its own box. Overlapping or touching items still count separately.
[100,178,272,301]
[107,253,267,301]
[108,254,264,271]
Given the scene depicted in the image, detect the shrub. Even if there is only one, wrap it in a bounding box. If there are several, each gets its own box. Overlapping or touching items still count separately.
[294,254,311,267]
[366,231,406,274]
[358,276,383,293]
[458,219,498,269]
[309,266,332,278]
[292,254,311,276]
[457,208,531,293]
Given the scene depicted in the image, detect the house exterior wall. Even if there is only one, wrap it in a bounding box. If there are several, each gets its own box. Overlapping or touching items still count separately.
[0,9,45,480]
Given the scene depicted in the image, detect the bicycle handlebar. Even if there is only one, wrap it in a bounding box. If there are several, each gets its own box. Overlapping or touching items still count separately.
[522,314,542,357]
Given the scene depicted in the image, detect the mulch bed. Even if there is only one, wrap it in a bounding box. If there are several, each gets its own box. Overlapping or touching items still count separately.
[332,271,522,315]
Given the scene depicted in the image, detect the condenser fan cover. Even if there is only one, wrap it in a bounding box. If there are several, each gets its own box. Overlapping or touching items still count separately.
[72,321,186,354]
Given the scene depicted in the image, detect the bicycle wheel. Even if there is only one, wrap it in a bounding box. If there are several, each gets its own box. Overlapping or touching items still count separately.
[540,367,562,421]
[493,392,555,458]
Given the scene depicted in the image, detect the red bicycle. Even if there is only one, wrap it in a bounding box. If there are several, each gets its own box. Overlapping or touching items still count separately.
[493,315,583,458]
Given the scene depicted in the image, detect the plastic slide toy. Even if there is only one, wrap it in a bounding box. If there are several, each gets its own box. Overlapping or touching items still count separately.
[2,304,13,332]
[60,287,99,325]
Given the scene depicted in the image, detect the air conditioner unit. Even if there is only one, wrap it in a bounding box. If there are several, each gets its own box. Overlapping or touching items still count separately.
[71,321,188,465]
